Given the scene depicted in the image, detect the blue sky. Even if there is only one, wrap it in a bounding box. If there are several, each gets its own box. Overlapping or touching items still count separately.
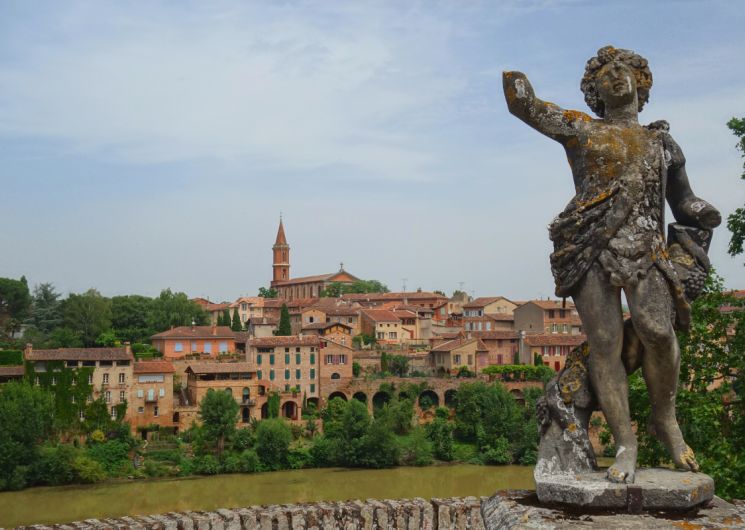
[1,0,743,302]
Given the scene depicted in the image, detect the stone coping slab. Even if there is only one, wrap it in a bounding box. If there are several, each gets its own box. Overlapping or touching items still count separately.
[535,468,714,510]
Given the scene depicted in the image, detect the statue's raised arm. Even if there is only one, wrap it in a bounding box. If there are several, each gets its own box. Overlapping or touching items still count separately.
[503,71,589,144]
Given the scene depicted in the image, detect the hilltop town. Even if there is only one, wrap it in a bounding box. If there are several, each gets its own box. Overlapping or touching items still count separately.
[0,218,586,437]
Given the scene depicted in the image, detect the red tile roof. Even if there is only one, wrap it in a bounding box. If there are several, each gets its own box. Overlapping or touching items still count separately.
[151,326,235,340]
[472,331,519,340]
[525,334,587,347]
[487,313,515,321]
[274,219,288,246]
[342,291,447,302]
[0,366,25,377]
[25,347,133,361]
[361,309,401,322]
[134,360,175,374]
[526,299,576,310]
[302,322,352,331]
[463,297,513,309]
[431,338,479,352]
[248,336,321,347]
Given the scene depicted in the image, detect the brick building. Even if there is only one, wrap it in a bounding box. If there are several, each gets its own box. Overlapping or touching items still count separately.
[151,325,236,359]
[130,360,176,436]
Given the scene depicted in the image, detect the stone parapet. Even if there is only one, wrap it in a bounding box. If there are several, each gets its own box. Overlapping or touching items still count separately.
[11,491,745,530]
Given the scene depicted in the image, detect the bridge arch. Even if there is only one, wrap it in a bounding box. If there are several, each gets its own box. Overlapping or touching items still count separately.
[418,389,439,411]
[328,391,348,402]
[444,389,458,408]
[352,391,368,404]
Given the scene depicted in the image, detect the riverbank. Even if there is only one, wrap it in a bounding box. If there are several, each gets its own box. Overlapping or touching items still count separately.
[0,464,535,528]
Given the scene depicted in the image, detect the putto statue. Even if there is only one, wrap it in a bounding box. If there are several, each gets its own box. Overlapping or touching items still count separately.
[503,46,720,485]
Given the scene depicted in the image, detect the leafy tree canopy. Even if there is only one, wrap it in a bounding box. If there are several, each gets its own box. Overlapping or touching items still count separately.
[62,289,112,347]
[0,276,32,338]
[726,117,745,264]
[258,287,278,298]
[276,304,292,336]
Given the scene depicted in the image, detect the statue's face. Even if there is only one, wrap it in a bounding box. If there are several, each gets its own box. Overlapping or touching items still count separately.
[596,61,637,110]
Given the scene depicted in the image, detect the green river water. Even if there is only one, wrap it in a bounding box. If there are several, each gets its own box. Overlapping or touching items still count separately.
[0,465,535,527]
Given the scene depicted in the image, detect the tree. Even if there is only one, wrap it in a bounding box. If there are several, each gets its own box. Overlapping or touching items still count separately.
[0,382,54,490]
[199,389,239,458]
[111,295,154,344]
[255,419,292,471]
[726,117,745,264]
[433,290,446,297]
[0,276,32,338]
[258,287,278,298]
[219,308,230,327]
[427,407,455,461]
[387,355,409,377]
[454,382,523,453]
[149,289,207,332]
[629,272,745,499]
[276,304,291,336]
[231,310,242,332]
[321,279,389,297]
[28,283,63,335]
[62,289,112,347]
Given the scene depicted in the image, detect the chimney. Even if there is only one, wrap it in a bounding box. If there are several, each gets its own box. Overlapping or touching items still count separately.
[123,341,131,356]
[191,319,196,332]
[24,343,33,358]
[212,324,217,336]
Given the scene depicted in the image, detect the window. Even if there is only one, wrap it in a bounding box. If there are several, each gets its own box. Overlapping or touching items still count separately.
[51,377,56,386]
[175,342,183,352]
[467,355,473,365]
[79,410,85,421]
[154,406,159,417]
[270,370,275,381]
[497,354,503,364]
[296,347,300,353]
[388,332,397,339]
[310,368,316,379]
[285,384,290,392]
[88,373,93,385]
[548,310,555,319]
[310,347,315,352]
[310,384,315,393]
[118,373,125,384]
[296,369,301,379]
[348,317,353,323]
[191,341,197,352]
[331,373,340,380]
[284,369,290,380]
[103,373,109,384]
[551,324,559,333]
[377,332,385,339]
[110,406,117,419]
[257,370,262,380]
[256,353,263,365]
[563,324,568,334]
[159,388,165,397]
[310,353,315,364]
[119,390,125,402]
[204,342,212,353]
[325,354,333,365]
[270,354,275,365]
[339,355,346,365]
[308,316,314,323]
[285,353,290,364]
[486,322,491,331]
[296,353,301,364]
[147,389,155,401]
[219,341,228,353]
[454,354,461,365]
[137,389,144,398]
[137,406,144,413]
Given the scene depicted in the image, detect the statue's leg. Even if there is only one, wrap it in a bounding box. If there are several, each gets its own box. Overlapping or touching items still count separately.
[626,268,699,471]
[573,264,636,483]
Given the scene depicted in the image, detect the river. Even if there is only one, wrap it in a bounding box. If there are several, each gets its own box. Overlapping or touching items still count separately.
[0,465,535,527]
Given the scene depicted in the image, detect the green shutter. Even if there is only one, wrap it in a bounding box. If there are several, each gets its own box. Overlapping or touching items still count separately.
[296,353,301,364]
[295,369,301,379]
[270,370,275,381]
[284,369,290,380]
[310,353,315,364]
[310,368,315,379]
[257,370,262,380]
[270,354,275,365]
[310,384,315,393]
[257,354,262,365]
[285,354,290,364]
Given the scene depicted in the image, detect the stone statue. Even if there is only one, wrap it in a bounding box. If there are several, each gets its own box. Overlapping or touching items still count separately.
[503,46,721,485]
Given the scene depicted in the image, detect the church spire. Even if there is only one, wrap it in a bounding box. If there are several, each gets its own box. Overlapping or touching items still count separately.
[271,216,290,286]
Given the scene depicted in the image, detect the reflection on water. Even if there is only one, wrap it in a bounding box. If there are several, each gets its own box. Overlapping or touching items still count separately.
[0,465,535,527]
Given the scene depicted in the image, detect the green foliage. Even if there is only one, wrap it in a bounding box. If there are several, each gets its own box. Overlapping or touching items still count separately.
[332,399,371,466]
[149,289,208,332]
[480,436,512,465]
[25,361,94,432]
[47,327,83,348]
[726,117,745,263]
[0,382,54,490]
[427,413,455,461]
[258,287,278,298]
[0,349,23,365]
[630,272,745,500]
[28,283,63,337]
[266,391,281,418]
[387,355,409,377]
[192,454,221,475]
[276,304,292,336]
[231,310,242,332]
[352,333,377,348]
[320,280,389,298]
[96,330,119,347]
[376,398,415,435]
[199,389,239,458]
[398,427,433,466]
[358,418,399,468]
[482,364,554,382]
[72,455,107,483]
[236,449,262,473]
[352,361,361,377]
[255,419,292,471]
[35,444,77,485]
[87,440,131,475]
[231,428,254,452]
[0,276,31,338]
[110,295,155,344]
[62,289,112,347]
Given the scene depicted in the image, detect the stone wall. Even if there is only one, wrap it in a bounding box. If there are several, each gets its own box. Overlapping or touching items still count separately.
[14,491,745,530]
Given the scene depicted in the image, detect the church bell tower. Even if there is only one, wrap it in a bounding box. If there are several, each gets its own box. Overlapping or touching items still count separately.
[271,217,290,285]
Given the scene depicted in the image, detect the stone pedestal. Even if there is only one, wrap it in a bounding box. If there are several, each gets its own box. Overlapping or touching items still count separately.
[534,468,714,511]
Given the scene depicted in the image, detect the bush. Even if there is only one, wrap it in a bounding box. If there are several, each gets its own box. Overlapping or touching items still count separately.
[72,455,107,483]
[398,428,433,466]
[231,428,254,452]
[481,436,512,465]
[427,416,454,461]
[255,419,292,471]
[359,419,399,468]
[290,423,304,440]
[87,440,130,475]
[352,362,361,377]
[143,459,172,477]
[287,445,312,469]
[309,436,335,467]
[238,449,262,473]
[192,455,221,475]
[0,350,23,365]
[222,454,242,474]
[377,398,414,435]
[2,465,29,491]
[146,448,182,465]
[35,444,77,485]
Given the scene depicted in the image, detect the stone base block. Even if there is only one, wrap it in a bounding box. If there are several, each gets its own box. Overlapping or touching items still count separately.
[535,468,714,510]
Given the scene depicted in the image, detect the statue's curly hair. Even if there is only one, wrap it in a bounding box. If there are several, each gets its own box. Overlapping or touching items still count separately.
[580,46,653,117]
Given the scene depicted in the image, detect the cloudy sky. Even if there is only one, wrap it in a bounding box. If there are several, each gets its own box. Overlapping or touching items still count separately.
[1,0,743,302]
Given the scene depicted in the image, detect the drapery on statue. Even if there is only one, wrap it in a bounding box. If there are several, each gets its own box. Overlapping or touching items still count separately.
[503,46,721,484]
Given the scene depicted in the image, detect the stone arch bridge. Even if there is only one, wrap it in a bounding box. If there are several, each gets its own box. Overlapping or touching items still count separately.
[318,376,542,415]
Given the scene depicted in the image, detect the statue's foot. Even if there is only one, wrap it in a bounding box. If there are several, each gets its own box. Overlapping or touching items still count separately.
[606,445,637,483]
[653,419,699,472]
